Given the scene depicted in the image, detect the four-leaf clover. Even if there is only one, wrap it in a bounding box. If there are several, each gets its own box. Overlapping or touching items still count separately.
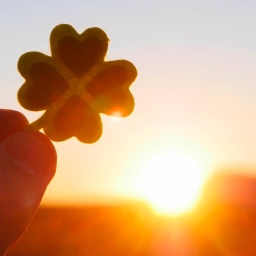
[18,24,137,143]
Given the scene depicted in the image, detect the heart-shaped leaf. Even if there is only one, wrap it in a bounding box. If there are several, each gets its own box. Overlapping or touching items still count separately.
[18,53,69,111]
[50,24,108,77]
[52,95,102,143]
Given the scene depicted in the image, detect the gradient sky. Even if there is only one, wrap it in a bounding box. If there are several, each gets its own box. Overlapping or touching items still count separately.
[1,0,256,205]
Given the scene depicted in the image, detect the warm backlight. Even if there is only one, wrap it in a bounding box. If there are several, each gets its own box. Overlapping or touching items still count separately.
[110,110,123,122]
[135,150,206,215]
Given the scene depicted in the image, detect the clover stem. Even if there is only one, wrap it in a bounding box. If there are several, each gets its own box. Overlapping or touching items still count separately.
[26,112,48,131]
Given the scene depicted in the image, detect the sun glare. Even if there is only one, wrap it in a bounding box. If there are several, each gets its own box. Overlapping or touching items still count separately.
[135,150,207,215]
[110,110,123,122]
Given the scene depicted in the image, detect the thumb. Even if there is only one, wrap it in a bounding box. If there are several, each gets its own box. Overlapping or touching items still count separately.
[0,130,56,254]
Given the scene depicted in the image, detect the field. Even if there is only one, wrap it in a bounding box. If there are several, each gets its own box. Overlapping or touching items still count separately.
[6,173,256,256]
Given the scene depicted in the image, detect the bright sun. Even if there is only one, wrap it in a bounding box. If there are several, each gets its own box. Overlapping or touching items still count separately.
[135,149,207,215]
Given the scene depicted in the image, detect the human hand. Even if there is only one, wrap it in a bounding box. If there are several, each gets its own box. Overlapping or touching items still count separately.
[0,109,56,255]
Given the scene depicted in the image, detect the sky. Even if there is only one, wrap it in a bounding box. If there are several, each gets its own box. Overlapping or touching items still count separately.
[1,0,256,206]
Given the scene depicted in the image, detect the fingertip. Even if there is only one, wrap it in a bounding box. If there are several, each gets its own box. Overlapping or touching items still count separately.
[0,129,57,254]
[0,109,57,184]
[0,109,29,142]
[3,129,57,184]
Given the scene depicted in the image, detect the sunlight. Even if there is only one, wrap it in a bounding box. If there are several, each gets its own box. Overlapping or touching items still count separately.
[135,149,207,215]
[109,110,123,122]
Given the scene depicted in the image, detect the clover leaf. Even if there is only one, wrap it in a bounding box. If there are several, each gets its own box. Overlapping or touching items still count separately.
[17,24,137,143]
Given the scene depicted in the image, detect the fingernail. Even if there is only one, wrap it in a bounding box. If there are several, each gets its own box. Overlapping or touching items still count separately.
[4,131,56,180]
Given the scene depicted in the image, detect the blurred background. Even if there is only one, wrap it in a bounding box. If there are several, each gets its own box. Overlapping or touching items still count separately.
[1,0,256,255]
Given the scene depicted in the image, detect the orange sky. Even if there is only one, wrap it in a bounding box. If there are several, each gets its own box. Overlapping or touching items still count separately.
[1,1,256,206]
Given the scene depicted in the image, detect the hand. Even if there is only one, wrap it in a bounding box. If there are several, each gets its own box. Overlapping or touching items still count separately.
[0,109,56,255]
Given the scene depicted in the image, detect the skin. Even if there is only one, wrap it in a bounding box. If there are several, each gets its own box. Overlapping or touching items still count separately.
[0,109,56,255]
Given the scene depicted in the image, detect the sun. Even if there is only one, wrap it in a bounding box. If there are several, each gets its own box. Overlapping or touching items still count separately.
[134,149,207,215]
